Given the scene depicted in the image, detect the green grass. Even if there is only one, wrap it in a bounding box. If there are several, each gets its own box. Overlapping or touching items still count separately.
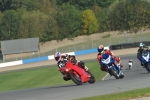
[75,87,150,100]
[0,60,105,92]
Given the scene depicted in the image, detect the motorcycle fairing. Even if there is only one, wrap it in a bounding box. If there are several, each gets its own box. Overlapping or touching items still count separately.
[63,60,90,83]
[101,54,121,76]
[142,51,150,62]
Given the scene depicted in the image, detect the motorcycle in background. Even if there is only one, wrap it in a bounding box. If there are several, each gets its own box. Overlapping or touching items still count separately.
[101,54,124,79]
[128,59,133,70]
[141,50,150,73]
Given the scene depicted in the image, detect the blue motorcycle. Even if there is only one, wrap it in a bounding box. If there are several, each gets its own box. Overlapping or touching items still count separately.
[141,50,150,73]
[101,54,124,79]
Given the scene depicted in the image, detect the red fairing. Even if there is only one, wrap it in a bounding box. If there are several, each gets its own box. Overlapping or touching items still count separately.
[71,64,90,83]
[60,60,90,83]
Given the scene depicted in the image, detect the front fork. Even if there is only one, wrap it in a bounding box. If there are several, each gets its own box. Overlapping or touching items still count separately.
[117,65,121,75]
[114,61,121,75]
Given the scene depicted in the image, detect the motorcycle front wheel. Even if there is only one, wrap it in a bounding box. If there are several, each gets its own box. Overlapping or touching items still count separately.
[145,63,150,73]
[110,69,119,79]
[69,70,82,85]
[87,70,95,84]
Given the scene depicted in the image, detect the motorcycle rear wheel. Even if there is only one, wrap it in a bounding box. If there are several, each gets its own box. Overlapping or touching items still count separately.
[129,65,131,70]
[69,71,82,85]
[119,72,124,79]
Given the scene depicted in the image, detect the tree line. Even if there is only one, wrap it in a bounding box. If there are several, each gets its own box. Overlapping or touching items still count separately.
[0,0,150,42]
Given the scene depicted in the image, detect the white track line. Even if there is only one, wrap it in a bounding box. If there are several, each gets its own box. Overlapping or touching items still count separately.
[102,73,109,81]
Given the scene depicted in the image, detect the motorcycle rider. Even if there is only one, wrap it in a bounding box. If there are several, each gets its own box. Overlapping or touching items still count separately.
[54,52,89,81]
[137,42,150,67]
[97,45,123,72]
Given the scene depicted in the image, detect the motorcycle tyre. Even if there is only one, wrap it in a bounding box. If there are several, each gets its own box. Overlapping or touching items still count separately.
[87,70,95,84]
[110,69,119,79]
[146,63,150,73]
[129,65,131,70]
[69,70,82,85]
[119,72,124,79]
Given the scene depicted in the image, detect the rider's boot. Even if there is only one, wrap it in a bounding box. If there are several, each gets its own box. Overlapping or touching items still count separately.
[120,63,123,68]
[63,75,70,81]
[59,70,70,81]
[77,61,89,72]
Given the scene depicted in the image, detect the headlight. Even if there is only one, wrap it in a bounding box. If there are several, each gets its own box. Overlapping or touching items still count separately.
[66,69,69,72]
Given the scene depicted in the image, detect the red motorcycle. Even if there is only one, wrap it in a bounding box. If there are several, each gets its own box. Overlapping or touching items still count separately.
[58,59,95,85]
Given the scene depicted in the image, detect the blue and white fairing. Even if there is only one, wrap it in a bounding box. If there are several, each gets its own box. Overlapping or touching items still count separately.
[101,54,114,65]
[101,54,121,75]
[141,52,150,63]
[141,51,150,72]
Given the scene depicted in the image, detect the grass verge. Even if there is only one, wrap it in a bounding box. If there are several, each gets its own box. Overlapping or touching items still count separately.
[0,60,105,92]
[75,87,150,100]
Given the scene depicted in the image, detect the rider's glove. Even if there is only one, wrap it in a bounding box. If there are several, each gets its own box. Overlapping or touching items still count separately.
[84,66,89,71]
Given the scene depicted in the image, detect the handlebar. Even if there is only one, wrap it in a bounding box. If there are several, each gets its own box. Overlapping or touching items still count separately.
[58,59,68,68]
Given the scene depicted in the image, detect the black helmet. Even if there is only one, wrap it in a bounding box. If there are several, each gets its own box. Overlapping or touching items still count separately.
[97,45,104,53]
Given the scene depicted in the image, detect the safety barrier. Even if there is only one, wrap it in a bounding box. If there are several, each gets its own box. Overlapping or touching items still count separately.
[109,41,150,50]
[0,47,109,68]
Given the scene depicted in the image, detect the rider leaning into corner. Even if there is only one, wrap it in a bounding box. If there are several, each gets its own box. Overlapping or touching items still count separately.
[97,45,123,72]
[54,52,89,80]
[137,42,150,67]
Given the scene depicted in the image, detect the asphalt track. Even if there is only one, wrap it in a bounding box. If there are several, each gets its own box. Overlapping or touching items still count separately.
[0,54,150,100]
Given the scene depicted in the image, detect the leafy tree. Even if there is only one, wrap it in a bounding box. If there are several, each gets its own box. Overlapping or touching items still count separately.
[26,0,56,14]
[75,0,95,10]
[82,9,99,35]
[0,0,12,12]
[56,0,95,10]
[0,12,3,40]
[18,10,48,39]
[40,0,59,42]
[92,5,108,32]
[41,11,59,42]
[56,3,82,40]
[56,0,115,10]
[0,11,3,24]
[10,0,25,9]
[96,0,115,8]
[0,10,21,40]
[108,0,150,32]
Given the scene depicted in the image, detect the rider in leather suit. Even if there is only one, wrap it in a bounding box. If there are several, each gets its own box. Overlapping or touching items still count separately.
[137,43,150,67]
[97,45,123,72]
[54,52,88,81]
